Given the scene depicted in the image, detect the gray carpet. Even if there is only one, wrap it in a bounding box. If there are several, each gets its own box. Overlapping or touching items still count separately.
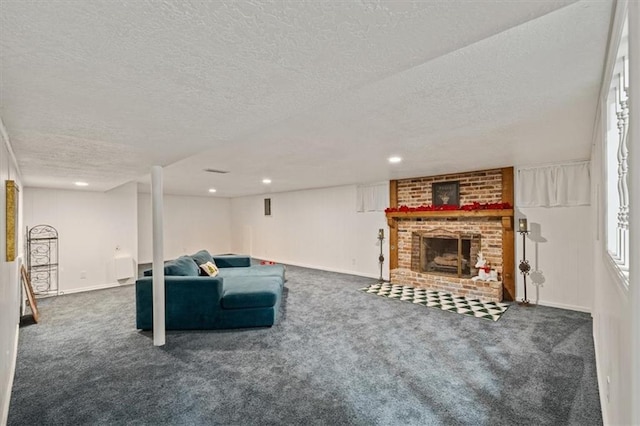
[9,265,602,425]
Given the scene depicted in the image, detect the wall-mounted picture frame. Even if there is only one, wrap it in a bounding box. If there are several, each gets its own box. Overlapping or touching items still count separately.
[432,181,460,207]
[6,180,19,261]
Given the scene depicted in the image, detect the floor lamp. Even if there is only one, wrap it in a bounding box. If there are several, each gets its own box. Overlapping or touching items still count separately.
[518,218,533,306]
[378,228,385,283]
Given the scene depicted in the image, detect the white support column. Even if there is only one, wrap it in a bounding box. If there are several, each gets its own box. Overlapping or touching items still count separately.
[151,166,165,346]
[628,2,639,424]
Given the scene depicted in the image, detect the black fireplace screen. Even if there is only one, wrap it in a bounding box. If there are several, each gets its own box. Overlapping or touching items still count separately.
[411,232,480,278]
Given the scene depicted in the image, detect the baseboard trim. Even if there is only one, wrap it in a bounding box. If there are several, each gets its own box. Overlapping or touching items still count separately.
[254,257,386,281]
[59,282,124,295]
[592,331,610,425]
[534,300,591,313]
[2,324,19,425]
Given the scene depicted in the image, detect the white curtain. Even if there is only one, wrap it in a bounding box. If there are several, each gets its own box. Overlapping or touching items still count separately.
[517,162,590,207]
[356,182,389,212]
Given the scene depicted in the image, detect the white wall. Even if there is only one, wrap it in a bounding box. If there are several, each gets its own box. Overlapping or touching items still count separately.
[0,121,23,425]
[592,123,634,426]
[23,182,138,294]
[105,183,138,282]
[137,193,232,263]
[590,2,639,425]
[230,185,389,279]
[514,206,593,312]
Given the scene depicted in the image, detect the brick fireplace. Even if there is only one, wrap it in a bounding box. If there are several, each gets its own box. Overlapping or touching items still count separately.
[386,168,515,302]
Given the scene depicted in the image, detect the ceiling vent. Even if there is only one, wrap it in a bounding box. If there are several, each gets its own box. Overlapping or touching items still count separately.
[203,168,230,174]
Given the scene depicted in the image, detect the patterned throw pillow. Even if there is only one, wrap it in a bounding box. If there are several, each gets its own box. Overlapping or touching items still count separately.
[199,261,219,277]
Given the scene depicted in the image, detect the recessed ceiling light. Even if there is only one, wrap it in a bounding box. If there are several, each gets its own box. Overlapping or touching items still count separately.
[74,181,89,187]
[208,188,217,193]
[388,156,402,164]
[262,178,272,184]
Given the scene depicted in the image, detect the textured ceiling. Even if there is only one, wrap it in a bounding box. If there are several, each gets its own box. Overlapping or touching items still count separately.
[0,0,612,197]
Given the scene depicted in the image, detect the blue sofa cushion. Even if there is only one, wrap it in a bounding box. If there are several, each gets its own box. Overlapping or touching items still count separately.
[136,276,224,330]
[191,249,214,266]
[218,264,285,281]
[222,276,282,309]
[164,256,200,276]
[212,254,251,268]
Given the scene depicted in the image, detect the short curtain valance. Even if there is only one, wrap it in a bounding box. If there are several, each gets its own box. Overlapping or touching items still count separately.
[517,161,590,207]
[356,182,389,212]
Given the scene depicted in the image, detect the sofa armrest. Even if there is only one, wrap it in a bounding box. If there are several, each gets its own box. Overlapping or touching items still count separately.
[135,276,224,330]
[212,254,251,268]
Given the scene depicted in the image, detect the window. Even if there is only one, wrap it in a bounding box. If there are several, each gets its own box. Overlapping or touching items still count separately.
[605,16,630,281]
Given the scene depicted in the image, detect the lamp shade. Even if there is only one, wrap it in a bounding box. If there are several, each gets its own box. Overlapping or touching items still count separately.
[518,218,528,232]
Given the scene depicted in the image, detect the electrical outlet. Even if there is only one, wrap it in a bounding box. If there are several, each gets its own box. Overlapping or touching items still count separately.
[80,271,87,279]
[351,258,356,266]
[606,375,610,402]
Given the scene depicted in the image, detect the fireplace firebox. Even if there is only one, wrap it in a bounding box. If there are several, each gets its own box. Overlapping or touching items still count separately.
[411,231,480,278]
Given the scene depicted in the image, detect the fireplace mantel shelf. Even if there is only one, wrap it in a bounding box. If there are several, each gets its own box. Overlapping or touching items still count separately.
[386,209,514,229]
[386,209,513,220]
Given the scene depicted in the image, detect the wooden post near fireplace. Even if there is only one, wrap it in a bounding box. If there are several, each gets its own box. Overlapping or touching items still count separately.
[389,179,399,270]
[500,167,515,301]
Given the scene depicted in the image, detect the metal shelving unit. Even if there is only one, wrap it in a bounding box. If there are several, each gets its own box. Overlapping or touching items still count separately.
[27,225,59,296]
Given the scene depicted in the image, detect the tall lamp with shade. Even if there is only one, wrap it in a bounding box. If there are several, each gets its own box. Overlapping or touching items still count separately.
[518,218,533,306]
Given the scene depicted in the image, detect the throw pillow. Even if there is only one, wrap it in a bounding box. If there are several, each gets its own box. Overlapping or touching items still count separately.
[164,256,200,276]
[200,261,219,277]
[190,249,214,266]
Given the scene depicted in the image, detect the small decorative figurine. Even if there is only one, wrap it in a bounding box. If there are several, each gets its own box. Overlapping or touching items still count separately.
[471,252,497,282]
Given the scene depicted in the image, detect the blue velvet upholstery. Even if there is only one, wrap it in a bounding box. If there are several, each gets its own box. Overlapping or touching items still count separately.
[190,249,215,266]
[164,256,200,276]
[221,276,282,309]
[136,276,224,330]
[142,255,200,277]
[135,253,284,330]
[217,264,285,280]
[212,254,251,268]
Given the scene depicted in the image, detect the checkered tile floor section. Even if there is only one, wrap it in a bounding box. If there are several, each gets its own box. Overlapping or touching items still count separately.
[360,283,510,321]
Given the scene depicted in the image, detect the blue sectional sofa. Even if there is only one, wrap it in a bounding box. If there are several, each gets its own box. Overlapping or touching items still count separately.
[135,250,285,330]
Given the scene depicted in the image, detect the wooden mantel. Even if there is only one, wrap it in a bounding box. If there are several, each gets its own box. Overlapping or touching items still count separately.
[385,209,514,229]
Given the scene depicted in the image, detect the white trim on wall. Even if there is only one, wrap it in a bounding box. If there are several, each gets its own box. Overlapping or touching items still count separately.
[592,333,610,426]
[1,325,19,426]
[0,116,23,426]
[58,282,127,296]
[535,300,591,314]
[626,2,640,424]
[255,258,384,281]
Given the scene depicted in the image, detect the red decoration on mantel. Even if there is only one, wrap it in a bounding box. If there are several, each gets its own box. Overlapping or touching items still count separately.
[384,202,512,213]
